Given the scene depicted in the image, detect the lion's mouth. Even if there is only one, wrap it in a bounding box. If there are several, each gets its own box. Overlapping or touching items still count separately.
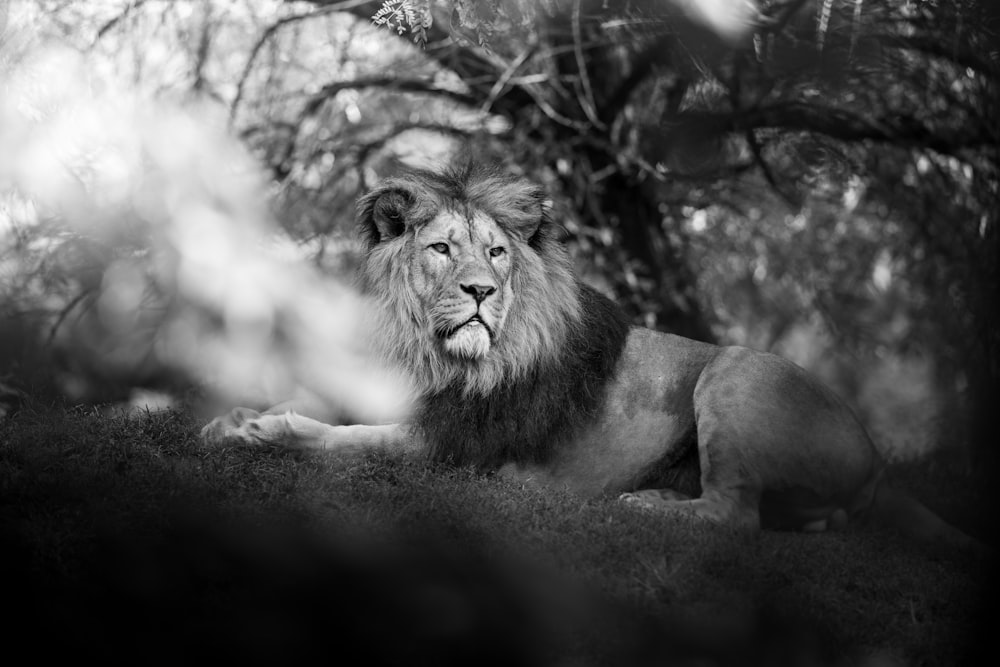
[445,315,494,340]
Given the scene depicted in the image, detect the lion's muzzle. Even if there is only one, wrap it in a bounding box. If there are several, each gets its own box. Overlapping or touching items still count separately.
[442,315,494,359]
[445,314,493,341]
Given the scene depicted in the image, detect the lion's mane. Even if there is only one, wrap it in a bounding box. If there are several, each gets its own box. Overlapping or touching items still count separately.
[357,161,631,468]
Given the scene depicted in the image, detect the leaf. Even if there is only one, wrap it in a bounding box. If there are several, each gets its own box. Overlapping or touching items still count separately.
[371,0,432,48]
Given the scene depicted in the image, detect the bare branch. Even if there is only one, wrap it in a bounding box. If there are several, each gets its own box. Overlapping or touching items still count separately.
[689,101,993,156]
[598,35,674,125]
[91,0,149,46]
[192,3,212,94]
[353,122,475,189]
[576,134,754,184]
[46,289,95,347]
[259,76,488,183]
[516,83,591,132]
[230,0,372,126]
[302,76,480,117]
[479,46,535,115]
[572,0,605,130]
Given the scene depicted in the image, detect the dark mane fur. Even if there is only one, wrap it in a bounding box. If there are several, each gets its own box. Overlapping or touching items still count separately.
[417,284,631,468]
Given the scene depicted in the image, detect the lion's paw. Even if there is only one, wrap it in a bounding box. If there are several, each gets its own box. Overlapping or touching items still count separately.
[619,489,690,509]
[200,407,277,447]
[618,492,645,506]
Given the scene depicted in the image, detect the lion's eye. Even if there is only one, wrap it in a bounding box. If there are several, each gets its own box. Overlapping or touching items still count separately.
[429,242,450,255]
[488,246,506,258]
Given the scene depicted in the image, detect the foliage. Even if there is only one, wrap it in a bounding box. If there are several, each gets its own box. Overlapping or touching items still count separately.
[372,0,430,45]
[372,0,561,48]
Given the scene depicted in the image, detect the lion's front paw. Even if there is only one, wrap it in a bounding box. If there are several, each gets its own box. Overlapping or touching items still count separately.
[619,489,690,509]
[619,492,655,511]
[200,407,269,446]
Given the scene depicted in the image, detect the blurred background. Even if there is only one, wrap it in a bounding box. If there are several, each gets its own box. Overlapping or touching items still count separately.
[0,0,997,465]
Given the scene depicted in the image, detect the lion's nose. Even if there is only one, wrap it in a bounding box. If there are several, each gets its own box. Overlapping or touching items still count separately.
[461,283,496,304]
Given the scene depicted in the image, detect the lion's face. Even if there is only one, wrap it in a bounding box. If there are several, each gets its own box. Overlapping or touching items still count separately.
[411,209,514,360]
[357,162,581,395]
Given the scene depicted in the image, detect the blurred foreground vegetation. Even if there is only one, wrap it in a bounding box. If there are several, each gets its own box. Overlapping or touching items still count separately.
[1,404,994,665]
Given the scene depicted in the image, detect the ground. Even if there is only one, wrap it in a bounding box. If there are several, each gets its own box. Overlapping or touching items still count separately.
[0,404,994,665]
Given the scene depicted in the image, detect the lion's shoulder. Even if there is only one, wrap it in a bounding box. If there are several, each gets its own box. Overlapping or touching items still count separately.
[419,281,631,468]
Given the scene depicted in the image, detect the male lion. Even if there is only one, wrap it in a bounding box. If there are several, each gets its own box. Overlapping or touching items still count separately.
[202,161,981,552]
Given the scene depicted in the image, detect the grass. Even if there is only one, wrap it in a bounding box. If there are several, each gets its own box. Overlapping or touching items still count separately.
[1,403,994,666]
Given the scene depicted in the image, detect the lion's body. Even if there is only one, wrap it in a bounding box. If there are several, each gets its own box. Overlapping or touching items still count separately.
[502,325,882,532]
[202,161,982,552]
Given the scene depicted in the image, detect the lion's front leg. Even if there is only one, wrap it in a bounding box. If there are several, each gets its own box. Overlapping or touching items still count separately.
[200,409,416,455]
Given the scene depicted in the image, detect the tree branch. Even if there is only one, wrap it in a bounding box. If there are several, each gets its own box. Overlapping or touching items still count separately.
[572,0,605,130]
[352,122,475,190]
[91,0,149,46]
[689,101,993,155]
[301,76,480,118]
[598,35,674,125]
[230,0,372,126]
[192,3,213,95]
[479,46,535,115]
[294,0,543,120]
[47,289,95,347]
[264,76,486,182]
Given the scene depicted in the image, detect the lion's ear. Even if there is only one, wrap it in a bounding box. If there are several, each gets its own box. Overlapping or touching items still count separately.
[540,197,553,217]
[512,190,555,249]
[492,180,548,242]
[357,186,414,247]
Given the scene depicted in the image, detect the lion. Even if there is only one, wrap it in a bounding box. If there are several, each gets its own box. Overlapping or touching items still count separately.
[202,160,983,553]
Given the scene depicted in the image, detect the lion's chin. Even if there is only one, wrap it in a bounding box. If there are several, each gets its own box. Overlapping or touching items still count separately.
[443,321,492,359]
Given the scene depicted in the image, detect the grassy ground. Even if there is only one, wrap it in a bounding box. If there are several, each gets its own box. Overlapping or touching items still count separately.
[1,403,994,666]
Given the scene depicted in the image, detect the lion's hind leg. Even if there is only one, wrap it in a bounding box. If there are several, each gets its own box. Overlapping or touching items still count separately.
[620,488,761,531]
[759,489,850,533]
